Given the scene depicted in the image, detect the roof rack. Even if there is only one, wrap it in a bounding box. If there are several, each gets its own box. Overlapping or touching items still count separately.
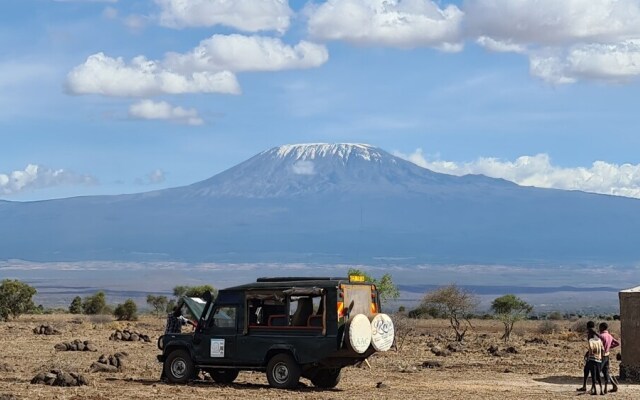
[256,277,346,283]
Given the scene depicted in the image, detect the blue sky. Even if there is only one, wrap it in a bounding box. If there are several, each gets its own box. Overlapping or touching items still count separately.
[2,0,640,201]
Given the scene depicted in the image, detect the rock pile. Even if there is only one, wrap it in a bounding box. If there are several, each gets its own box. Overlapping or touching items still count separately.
[90,352,128,372]
[109,329,151,342]
[33,324,61,335]
[0,394,18,400]
[488,344,519,357]
[54,339,97,352]
[30,369,89,387]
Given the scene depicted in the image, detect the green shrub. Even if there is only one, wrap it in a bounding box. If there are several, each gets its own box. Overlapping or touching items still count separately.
[82,291,107,315]
[69,296,83,314]
[114,299,138,321]
[0,279,37,321]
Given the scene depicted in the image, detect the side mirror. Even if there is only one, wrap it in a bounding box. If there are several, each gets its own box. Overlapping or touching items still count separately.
[203,291,213,303]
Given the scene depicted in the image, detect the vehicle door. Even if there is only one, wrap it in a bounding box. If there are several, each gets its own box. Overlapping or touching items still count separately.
[193,305,238,365]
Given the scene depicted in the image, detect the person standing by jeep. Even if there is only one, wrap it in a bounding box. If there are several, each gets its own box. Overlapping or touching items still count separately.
[165,303,196,334]
[599,322,620,393]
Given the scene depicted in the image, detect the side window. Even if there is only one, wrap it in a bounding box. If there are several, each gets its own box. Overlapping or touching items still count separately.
[212,306,236,329]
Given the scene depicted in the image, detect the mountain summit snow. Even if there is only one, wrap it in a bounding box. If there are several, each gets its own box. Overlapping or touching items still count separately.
[1,143,640,264]
[185,143,502,198]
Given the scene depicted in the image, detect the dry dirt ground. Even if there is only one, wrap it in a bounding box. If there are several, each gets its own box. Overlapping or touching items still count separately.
[1,315,638,399]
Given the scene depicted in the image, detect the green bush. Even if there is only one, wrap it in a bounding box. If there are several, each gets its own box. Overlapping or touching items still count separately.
[114,299,138,321]
[0,279,37,321]
[548,311,564,320]
[82,291,107,315]
[69,296,83,314]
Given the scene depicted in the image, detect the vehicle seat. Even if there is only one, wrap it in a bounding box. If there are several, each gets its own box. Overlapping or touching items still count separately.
[291,298,313,326]
[268,315,287,326]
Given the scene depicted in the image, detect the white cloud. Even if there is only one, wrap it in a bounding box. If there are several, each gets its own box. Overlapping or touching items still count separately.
[292,161,315,175]
[165,35,328,73]
[465,0,640,47]
[155,0,292,33]
[395,149,640,199]
[466,0,640,84]
[476,36,526,54]
[530,41,640,84]
[307,0,464,51]
[66,52,241,97]
[129,99,203,125]
[0,165,96,195]
[135,169,166,185]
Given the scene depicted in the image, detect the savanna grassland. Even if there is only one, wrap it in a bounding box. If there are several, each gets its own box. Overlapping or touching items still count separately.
[1,315,638,399]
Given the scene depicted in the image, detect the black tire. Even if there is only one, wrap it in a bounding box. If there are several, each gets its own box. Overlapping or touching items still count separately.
[164,349,195,384]
[266,353,301,389]
[207,369,239,384]
[311,368,342,388]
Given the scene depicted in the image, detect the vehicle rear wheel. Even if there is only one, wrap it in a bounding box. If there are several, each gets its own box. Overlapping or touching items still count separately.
[207,369,239,384]
[266,353,301,389]
[311,368,342,388]
[164,349,195,384]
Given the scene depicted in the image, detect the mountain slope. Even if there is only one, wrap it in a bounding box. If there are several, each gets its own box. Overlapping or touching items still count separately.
[1,143,639,265]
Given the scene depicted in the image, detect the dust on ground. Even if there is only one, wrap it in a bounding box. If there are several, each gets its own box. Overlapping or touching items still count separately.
[1,315,638,399]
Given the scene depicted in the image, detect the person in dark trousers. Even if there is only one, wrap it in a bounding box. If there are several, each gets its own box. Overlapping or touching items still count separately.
[577,321,601,393]
[598,322,620,393]
[585,329,605,395]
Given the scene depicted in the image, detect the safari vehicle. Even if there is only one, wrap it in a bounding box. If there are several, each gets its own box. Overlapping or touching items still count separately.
[157,276,395,389]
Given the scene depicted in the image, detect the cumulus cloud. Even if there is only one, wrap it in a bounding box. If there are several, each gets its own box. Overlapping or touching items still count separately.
[165,35,328,73]
[129,99,203,125]
[135,169,166,185]
[530,41,640,84]
[395,149,640,199]
[465,0,640,47]
[155,0,292,33]
[67,36,327,97]
[466,0,640,84]
[0,165,96,195]
[307,0,464,50]
[66,52,241,97]
[292,161,315,175]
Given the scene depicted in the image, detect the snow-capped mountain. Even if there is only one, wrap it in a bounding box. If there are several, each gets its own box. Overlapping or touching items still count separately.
[178,143,511,198]
[1,143,639,265]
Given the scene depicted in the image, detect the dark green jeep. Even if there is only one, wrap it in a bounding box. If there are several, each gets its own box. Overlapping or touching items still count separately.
[157,276,395,389]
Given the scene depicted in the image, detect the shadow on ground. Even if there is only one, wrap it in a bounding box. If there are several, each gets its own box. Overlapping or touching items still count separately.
[534,376,582,385]
[104,377,342,392]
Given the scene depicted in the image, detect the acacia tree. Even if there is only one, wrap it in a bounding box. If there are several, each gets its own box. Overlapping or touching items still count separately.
[491,294,533,342]
[173,285,217,299]
[421,285,477,342]
[0,279,37,321]
[146,295,168,317]
[347,268,400,305]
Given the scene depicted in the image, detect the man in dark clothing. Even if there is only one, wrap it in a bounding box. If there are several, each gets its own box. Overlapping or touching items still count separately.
[164,303,196,334]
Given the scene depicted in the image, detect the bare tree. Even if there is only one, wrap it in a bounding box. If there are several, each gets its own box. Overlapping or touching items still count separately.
[391,313,418,351]
[421,285,477,342]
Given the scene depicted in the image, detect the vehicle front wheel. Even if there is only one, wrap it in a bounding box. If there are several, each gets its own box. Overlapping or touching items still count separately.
[311,368,342,388]
[164,349,195,384]
[266,353,301,389]
[207,369,239,384]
